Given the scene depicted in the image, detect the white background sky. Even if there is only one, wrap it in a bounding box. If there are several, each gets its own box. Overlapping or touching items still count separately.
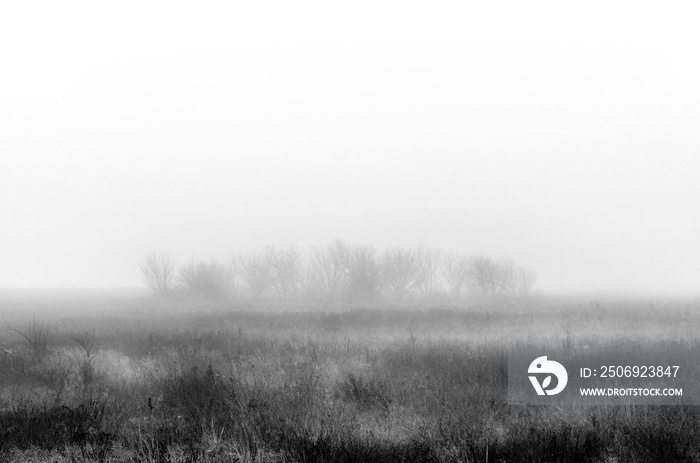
[1,1,699,293]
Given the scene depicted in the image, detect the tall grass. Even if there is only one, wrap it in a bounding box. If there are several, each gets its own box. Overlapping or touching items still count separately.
[1,299,699,461]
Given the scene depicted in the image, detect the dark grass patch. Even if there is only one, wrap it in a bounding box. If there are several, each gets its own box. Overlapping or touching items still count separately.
[0,400,116,456]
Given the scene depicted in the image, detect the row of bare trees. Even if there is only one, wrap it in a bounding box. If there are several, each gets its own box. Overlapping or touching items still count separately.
[140,242,538,301]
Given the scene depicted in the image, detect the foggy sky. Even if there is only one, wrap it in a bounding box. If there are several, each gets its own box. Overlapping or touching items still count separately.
[1,2,699,293]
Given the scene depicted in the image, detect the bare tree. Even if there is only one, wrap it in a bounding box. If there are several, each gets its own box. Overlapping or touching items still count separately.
[177,259,233,300]
[226,252,244,296]
[345,244,383,300]
[469,255,498,295]
[140,252,176,297]
[264,245,303,298]
[414,245,442,296]
[493,258,517,296]
[307,240,350,301]
[468,256,532,297]
[517,265,538,295]
[380,247,417,300]
[442,253,471,298]
[241,252,271,299]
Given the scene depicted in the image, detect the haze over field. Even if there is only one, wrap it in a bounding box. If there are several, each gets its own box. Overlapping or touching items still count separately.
[1,2,699,293]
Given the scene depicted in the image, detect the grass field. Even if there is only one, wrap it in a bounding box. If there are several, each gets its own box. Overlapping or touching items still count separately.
[1,294,699,462]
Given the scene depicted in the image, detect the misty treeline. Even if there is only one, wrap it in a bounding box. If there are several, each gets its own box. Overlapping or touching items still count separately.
[140,241,538,301]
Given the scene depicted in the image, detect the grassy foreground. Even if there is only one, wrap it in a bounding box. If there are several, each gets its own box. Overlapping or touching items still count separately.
[1,296,699,462]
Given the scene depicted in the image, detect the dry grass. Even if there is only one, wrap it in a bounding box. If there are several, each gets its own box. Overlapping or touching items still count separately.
[0,297,699,462]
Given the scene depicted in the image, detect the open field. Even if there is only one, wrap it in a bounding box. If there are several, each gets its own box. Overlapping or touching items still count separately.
[1,295,700,462]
